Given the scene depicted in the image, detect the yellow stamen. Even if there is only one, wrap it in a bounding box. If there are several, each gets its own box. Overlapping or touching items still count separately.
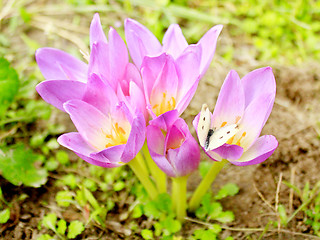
[105,122,128,148]
[152,92,176,116]
[220,122,227,127]
[236,132,246,146]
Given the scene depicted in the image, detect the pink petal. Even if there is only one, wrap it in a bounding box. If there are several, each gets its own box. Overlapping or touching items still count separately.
[229,135,278,166]
[88,42,111,86]
[149,110,179,132]
[82,73,118,115]
[242,67,276,108]
[168,137,200,177]
[236,94,274,151]
[36,48,87,82]
[141,54,168,103]
[125,18,162,69]
[162,24,188,59]
[63,100,110,151]
[212,70,245,128]
[128,81,148,120]
[197,25,223,77]
[90,145,126,165]
[209,144,243,161]
[121,111,146,163]
[242,67,276,126]
[36,80,86,111]
[90,13,108,48]
[58,132,122,168]
[146,125,165,155]
[165,123,186,150]
[108,27,129,84]
[175,49,201,103]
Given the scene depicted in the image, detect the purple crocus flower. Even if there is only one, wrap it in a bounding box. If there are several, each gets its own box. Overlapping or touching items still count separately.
[193,67,278,166]
[36,13,147,119]
[141,52,201,118]
[125,19,223,77]
[147,110,200,177]
[57,74,146,167]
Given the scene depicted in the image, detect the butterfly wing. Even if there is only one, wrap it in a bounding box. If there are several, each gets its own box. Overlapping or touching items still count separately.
[207,124,239,151]
[197,104,212,148]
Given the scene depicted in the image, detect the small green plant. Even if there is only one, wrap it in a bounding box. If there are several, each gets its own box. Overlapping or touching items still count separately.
[0,144,48,187]
[39,213,85,239]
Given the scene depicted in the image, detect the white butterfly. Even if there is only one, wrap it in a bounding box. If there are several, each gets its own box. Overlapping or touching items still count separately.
[197,104,239,151]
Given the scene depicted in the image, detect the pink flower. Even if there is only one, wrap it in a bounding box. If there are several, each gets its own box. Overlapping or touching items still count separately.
[141,52,202,118]
[36,13,146,119]
[147,110,200,177]
[125,19,223,78]
[58,74,146,167]
[193,67,278,166]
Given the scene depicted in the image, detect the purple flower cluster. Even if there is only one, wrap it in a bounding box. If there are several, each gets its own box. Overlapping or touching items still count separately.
[36,13,277,177]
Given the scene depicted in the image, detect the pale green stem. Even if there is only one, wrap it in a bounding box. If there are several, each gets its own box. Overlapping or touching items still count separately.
[142,142,167,193]
[128,157,158,200]
[172,175,188,222]
[135,151,149,176]
[189,159,228,212]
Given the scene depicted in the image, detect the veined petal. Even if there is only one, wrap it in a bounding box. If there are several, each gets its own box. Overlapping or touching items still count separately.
[149,110,179,132]
[90,145,126,165]
[210,144,243,161]
[197,25,223,77]
[90,13,108,48]
[58,132,122,168]
[168,137,200,177]
[121,111,146,163]
[58,132,96,156]
[147,125,166,155]
[212,70,245,128]
[162,24,188,59]
[229,135,278,166]
[108,27,129,83]
[141,54,168,102]
[36,80,86,112]
[242,67,276,126]
[165,123,186,150]
[242,67,276,108]
[124,62,143,90]
[35,48,87,82]
[125,18,162,69]
[88,42,111,86]
[82,73,118,115]
[175,49,201,103]
[63,99,110,151]
[235,94,274,151]
[128,81,148,120]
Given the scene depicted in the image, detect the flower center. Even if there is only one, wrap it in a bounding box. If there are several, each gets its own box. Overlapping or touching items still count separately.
[151,92,176,116]
[105,122,130,148]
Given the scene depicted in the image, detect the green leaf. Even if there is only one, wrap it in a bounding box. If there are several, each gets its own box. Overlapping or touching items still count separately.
[55,191,73,207]
[215,183,239,200]
[0,208,10,223]
[214,211,235,223]
[113,180,125,191]
[161,217,181,234]
[56,151,69,165]
[144,201,161,219]
[37,234,54,240]
[0,144,48,187]
[132,204,143,218]
[67,220,85,239]
[141,229,153,239]
[199,161,212,178]
[278,204,288,226]
[0,57,19,117]
[42,213,57,231]
[193,229,217,240]
[83,179,97,192]
[57,219,67,235]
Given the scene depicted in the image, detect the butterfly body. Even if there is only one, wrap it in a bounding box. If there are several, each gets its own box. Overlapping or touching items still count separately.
[198,104,239,151]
